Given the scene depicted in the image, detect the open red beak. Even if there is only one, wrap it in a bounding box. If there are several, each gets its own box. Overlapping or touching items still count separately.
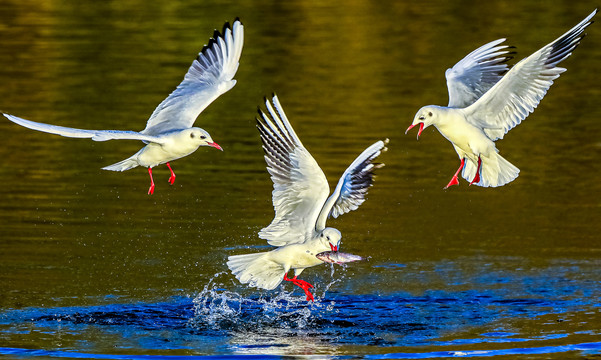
[330,243,338,252]
[405,123,425,139]
[208,141,223,151]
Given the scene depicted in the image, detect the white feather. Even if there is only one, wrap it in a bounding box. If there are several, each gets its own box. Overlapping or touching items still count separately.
[256,95,329,247]
[464,10,596,140]
[446,38,512,108]
[142,19,244,136]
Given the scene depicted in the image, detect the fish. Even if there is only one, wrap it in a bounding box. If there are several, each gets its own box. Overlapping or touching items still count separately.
[316,251,363,265]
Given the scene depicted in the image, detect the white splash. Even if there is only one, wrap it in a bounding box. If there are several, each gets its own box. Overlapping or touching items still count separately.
[188,271,343,331]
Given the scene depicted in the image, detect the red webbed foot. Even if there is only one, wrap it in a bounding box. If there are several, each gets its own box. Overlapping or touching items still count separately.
[444,176,459,189]
[469,157,482,186]
[148,168,155,195]
[444,158,465,189]
[284,273,315,301]
[166,162,176,185]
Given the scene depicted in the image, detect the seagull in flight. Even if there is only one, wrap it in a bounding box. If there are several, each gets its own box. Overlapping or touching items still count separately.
[406,10,596,188]
[227,95,387,301]
[3,18,244,194]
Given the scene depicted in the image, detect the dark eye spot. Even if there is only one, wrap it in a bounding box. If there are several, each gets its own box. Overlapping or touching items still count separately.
[326,236,330,241]
[190,133,195,139]
[419,116,425,120]
[428,112,433,117]
[200,135,207,140]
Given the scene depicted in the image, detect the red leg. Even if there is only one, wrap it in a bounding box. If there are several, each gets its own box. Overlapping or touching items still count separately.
[148,167,155,195]
[166,162,176,185]
[469,156,482,186]
[444,158,465,189]
[284,273,314,301]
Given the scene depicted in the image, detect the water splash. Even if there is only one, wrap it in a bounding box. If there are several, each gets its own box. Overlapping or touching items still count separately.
[189,272,340,332]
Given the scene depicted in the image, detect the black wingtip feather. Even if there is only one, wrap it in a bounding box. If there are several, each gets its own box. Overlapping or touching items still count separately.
[197,18,241,59]
[199,37,218,58]
[222,22,231,33]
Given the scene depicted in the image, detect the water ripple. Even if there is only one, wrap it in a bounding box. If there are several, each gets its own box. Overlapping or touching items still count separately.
[0,273,599,357]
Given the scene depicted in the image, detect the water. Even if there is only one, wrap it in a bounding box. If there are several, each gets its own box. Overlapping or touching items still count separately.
[1,0,601,358]
[2,267,601,358]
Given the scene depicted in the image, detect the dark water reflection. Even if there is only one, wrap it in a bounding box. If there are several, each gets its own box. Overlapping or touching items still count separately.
[0,0,600,358]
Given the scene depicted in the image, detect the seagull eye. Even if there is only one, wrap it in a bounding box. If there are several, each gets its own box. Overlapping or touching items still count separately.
[326,236,330,241]
[419,116,425,120]
[200,135,207,140]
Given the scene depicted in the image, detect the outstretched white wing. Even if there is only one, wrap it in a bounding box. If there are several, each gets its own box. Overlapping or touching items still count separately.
[3,114,164,143]
[315,139,387,231]
[446,38,513,108]
[464,10,596,140]
[256,95,329,247]
[141,19,244,136]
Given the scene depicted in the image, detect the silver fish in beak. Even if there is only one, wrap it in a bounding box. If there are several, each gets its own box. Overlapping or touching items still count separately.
[316,251,363,265]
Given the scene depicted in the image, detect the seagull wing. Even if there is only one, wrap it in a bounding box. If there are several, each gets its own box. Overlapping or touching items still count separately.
[315,139,387,231]
[463,10,596,140]
[141,19,244,136]
[3,113,163,143]
[256,95,330,247]
[446,38,513,108]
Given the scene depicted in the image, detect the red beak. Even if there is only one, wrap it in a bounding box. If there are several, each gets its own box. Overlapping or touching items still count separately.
[330,243,338,252]
[405,123,425,139]
[208,141,223,151]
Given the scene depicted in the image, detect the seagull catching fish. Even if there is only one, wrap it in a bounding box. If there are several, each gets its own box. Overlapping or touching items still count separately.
[3,18,244,194]
[227,95,386,301]
[406,10,596,188]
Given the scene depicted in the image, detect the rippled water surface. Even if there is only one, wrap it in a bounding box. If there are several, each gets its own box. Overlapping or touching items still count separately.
[0,0,600,359]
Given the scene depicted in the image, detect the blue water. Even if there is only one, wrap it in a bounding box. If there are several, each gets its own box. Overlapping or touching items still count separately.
[1,268,600,359]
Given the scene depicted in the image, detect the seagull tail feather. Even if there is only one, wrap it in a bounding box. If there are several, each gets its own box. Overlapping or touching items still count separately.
[227,251,285,290]
[462,152,520,187]
[102,153,140,172]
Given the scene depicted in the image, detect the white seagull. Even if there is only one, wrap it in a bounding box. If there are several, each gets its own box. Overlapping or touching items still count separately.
[406,10,596,188]
[3,18,244,194]
[227,95,387,301]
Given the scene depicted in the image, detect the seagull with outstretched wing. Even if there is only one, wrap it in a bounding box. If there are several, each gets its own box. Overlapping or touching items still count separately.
[406,10,596,188]
[227,94,387,301]
[3,19,244,194]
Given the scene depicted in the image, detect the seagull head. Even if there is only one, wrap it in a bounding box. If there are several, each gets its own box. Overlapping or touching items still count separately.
[320,227,342,252]
[187,128,223,151]
[406,106,438,139]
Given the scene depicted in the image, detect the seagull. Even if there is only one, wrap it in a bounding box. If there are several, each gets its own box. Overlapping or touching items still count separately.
[3,18,244,194]
[406,10,596,188]
[227,95,387,301]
